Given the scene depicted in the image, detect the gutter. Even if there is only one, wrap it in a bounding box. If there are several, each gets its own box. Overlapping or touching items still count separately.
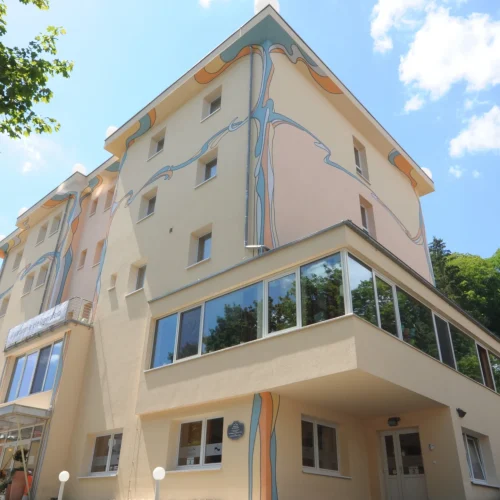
[244,45,254,250]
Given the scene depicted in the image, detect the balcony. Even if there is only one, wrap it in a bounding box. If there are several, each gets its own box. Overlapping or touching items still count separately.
[5,297,92,351]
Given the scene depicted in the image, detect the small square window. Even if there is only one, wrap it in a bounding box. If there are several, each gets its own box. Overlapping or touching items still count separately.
[135,265,146,291]
[36,223,48,245]
[50,215,61,236]
[90,433,123,475]
[90,198,98,217]
[197,233,212,263]
[0,296,10,317]
[35,264,49,288]
[12,251,23,272]
[78,249,87,269]
[464,434,486,482]
[178,418,223,468]
[94,240,105,266]
[104,188,115,211]
[353,138,369,180]
[149,129,166,158]
[23,274,35,295]
[301,417,339,474]
[202,88,222,120]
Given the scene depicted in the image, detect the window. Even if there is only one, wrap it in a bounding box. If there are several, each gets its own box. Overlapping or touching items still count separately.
[433,315,456,369]
[178,418,223,468]
[22,273,34,296]
[348,256,377,326]
[268,273,297,334]
[151,314,177,368]
[203,283,263,353]
[139,189,157,220]
[489,352,500,393]
[6,340,63,402]
[300,253,344,327]
[135,265,146,291]
[397,289,439,360]
[35,264,49,289]
[301,417,339,475]
[463,434,486,482]
[49,215,61,236]
[36,223,48,245]
[78,249,87,269]
[177,307,202,360]
[104,188,115,211]
[93,240,104,266]
[353,138,369,180]
[89,198,98,216]
[109,273,117,290]
[197,233,212,263]
[149,129,166,158]
[202,88,222,119]
[449,325,482,383]
[12,251,23,271]
[90,432,123,475]
[359,197,375,237]
[0,296,9,317]
[209,96,221,116]
[375,276,398,336]
[204,158,217,182]
[477,345,495,390]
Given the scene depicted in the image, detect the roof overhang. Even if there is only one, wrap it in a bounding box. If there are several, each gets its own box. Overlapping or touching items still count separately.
[0,404,50,432]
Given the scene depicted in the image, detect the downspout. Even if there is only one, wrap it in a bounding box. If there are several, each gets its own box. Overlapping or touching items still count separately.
[244,45,254,250]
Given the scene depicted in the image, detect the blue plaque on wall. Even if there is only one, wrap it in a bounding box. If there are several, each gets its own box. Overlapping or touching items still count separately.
[227,421,245,440]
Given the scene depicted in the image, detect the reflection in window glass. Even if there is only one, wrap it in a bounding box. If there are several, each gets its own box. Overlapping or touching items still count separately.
[464,435,486,481]
[178,421,202,466]
[399,432,424,474]
[301,420,314,468]
[203,283,263,354]
[43,341,63,392]
[177,307,201,360]
[434,316,456,369]
[91,435,110,473]
[375,277,398,336]
[151,314,177,368]
[31,346,51,394]
[268,273,297,333]
[17,352,38,399]
[109,433,123,471]
[7,357,26,402]
[204,418,223,464]
[317,424,338,471]
[450,325,482,383]
[384,435,397,476]
[348,256,377,326]
[489,352,500,393]
[397,289,439,359]
[301,254,344,326]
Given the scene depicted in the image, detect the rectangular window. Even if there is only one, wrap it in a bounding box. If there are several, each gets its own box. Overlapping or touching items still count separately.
[36,223,48,245]
[359,197,375,237]
[94,240,105,266]
[135,265,146,291]
[375,276,398,336]
[147,196,156,217]
[23,274,34,295]
[449,325,482,383]
[203,283,263,353]
[139,189,157,220]
[177,307,202,360]
[89,198,98,216]
[78,249,87,269]
[149,129,166,158]
[35,264,49,289]
[477,345,495,390]
[109,273,117,290]
[90,432,123,475]
[397,289,439,359]
[12,251,23,271]
[268,273,297,334]
[348,256,377,326]
[301,417,339,475]
[433,315,456,369]
[197,233,212,263]
[204,158,217,181]
[104,188,114,210]
[209,96,221,116]
[178,417,223,468]
[151,314,177,368]
[0,296,9,317]
[300,253,344,327]
[353,138,369,180]
[489,352,500,393]
[6,340,63,402]
[464,434,486,482]
[50,215,61,236]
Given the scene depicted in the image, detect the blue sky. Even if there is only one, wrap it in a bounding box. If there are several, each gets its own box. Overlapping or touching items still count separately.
[1,0,499,257]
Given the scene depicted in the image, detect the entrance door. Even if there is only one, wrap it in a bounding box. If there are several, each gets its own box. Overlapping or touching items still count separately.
[380,429,428,500]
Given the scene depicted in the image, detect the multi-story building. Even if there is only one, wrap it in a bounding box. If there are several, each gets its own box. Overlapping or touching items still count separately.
[0,7,498,500]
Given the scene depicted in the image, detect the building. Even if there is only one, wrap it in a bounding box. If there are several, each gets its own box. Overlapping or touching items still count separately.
[0,6,498,500]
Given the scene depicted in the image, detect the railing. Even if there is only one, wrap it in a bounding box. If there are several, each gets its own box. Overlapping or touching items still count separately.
[4,297,93,351]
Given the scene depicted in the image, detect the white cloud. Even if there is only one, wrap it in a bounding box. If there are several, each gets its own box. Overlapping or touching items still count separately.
[450,105,500,157]
[0,235,5,241]
[464,96,490,111]
[370,0,429,53]
[18,207,28,217]
[105,125,118,138]
[199,0,211,6]
[254,0,280,14]
[22,161,34,174]
[400,8,500,100]
[448,165,465,178]
[404,94,425,113]
[472,169,481,178]
[422,167,433,179]
[72,163,87,175]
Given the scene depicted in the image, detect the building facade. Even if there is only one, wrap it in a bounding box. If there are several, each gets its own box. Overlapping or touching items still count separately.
[0,7,498,500]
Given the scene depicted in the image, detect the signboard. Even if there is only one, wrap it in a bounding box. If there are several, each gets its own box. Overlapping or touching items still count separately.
[227,421,245,440]
[5,300,69,350]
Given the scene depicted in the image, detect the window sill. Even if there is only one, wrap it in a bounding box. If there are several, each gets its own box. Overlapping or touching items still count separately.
[137,212,155,224]
[92,262,101,268]
[35,240,45,247]
[77,265,85,271]
[356,171,370,184]
[200,107,220,123]
[147,149,163,162]
[77,473,118,480]
[0,314,5,319]
[89,212,96,218]
[125,287,144,298]
[21,292,31,298]
[302,468,350,480]
[12,267,19,272]
[471,480,500,489]
[195,175,217,190]
[186,257,211,270]
[168,465,222,474]
[104,206,111,212]
[33,283,45,291]
[49,230,59,238]
[108,286,116,291]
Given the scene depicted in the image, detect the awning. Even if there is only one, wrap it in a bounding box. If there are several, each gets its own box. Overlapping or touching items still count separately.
[0,404,51,432]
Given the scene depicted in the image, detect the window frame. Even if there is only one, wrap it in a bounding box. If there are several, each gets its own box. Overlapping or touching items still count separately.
[36,223,48,246]
[104,188,115,211]
[0,295,10,317]
[12,251,23,272]
[78,249,87,270]
[35,264,49,290]
[301,416,340,477]
[49,215,61,237]
[197,233,212,263]
[432,312,457,369]
[176,416,223,471]
[89,198,98,217]
[135,265,147,291]
[22,273,35,296]
[89,431,123,477]
[93,240,105,267]
[463,433,487,484]
[204,158,217,182]
[353,138,369,181]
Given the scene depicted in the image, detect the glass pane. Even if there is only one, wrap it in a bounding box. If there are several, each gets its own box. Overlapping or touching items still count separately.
[176,307,201,360]
[6,430,18,442]
[178,421,202,466]
[43,341,63,391]
[20,427,32,440]
[32,426,43,439]
[348,256,377,326]
[301,253,344,326]
[317,424,338,471]
[477,345,495,390]
[91,435,111,473]
[301,420,315,467]
[203,283,263,354]
[467,437,485,481]
[151,315,177,368]
[1,445,15,470]
[204,418,223,464]
[434,316,456,368]
[397,289,439,359]
[7,356,26,402]
[450,325,482,383]
[31,345,52,394]
[18,352,38,399]
[268,273,297,333]
[376,278,398,336]
[489,352,500,393]
[384,435,398,476]
[27,440,41,472]
[13,445,29,469]
[109,433,122,472]
[399,432,424,475]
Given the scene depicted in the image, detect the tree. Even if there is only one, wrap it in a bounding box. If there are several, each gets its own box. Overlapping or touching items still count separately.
[0,0,73,139]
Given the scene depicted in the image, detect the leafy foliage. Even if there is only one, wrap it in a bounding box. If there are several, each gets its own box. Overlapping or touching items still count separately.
[0,0,73,138]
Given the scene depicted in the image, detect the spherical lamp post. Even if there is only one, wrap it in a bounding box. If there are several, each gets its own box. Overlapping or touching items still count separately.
[152,467,166,500]
[57,471,70,500]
